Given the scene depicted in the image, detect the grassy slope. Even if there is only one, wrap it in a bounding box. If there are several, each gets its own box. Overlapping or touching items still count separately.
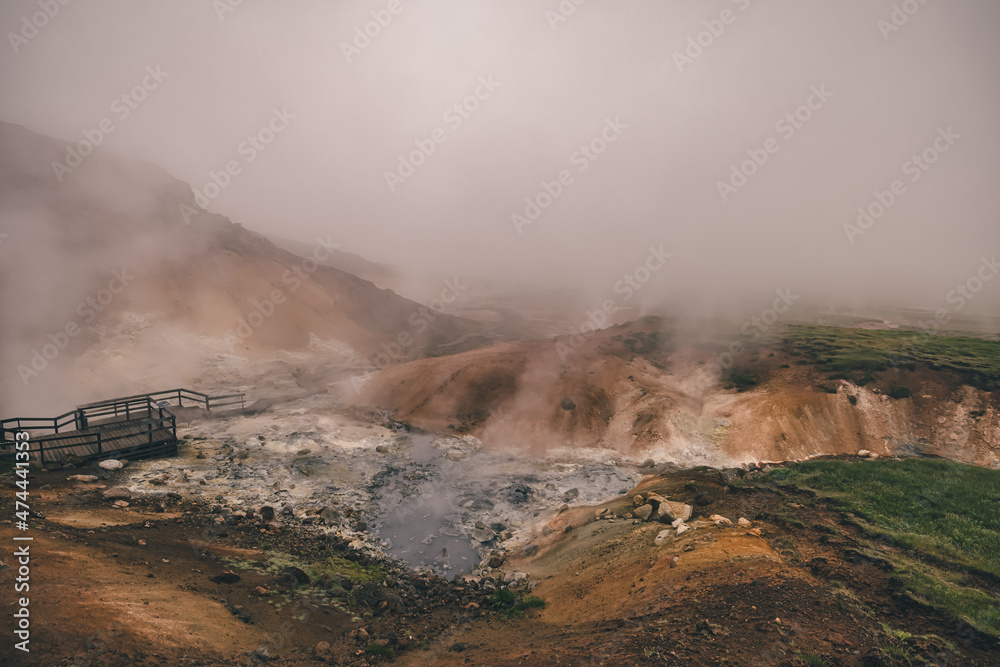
[765,459,1000,637]
[783,325,1000,391]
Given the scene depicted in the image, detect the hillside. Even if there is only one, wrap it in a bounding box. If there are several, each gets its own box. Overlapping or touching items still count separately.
[0,121,485,412]
[358,318,1000,467]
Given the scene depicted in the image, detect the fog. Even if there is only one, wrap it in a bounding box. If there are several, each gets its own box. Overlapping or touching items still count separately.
[2,0,1000,315]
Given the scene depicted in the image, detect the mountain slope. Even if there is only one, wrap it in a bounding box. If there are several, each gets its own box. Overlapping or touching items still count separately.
[0,121,483,412]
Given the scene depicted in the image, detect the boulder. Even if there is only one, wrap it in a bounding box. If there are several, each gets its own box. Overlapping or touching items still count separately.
[631,494,645,508]
[738,517,752,528]
[634,504,654,521]
[260,506,276,521]
[102,487,132,500]
[98,459,124,470]
[645,493,666,508]
[710,514,732,526]
[655,501,692,523]
[653,529,672,546]
[472,527,495,543]
[67,475,98,483]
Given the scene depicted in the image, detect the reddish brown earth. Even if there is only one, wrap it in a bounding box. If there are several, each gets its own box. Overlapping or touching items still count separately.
[3,463,997,666]
[358,318,1000,467]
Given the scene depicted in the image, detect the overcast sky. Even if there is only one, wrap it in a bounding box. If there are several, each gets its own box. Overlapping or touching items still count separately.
[2,0,999,313]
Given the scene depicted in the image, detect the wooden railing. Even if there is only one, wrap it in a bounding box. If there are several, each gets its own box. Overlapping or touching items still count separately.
[77,387,245,413]
[0,397,176,465]
[0,388,244,464]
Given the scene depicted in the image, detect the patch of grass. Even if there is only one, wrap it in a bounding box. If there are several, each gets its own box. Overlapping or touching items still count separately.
[489,589,547,619]
[762,458,1000,638]
[763,459,1000,576]
[783,325,1000,391]
[222,550,387,589]
[891,561,1000,638]
[794,653,830,667]
[366,642,395,660]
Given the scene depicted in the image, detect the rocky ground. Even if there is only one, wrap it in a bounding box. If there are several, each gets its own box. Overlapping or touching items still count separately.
[1,392,998,665]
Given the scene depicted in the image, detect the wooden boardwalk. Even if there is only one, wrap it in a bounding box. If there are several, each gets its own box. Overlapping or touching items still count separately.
[28,416,176,463]
[1,388,245,466]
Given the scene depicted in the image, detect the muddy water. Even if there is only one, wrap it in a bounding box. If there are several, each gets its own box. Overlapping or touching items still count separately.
[122,392,646,579]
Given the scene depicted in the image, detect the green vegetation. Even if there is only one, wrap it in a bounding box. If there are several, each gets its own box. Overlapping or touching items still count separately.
[783,325,1000,391]
[759,458,1000,637]
[794,654,830,667]
[223,550,388,589]
[489,588,547,619]
[366,642,395,660]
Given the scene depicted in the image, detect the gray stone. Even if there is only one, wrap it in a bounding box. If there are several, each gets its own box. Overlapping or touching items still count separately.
[634,504,654,521]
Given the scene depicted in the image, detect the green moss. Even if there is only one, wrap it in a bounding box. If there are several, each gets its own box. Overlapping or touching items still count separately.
[783,325,1000,391]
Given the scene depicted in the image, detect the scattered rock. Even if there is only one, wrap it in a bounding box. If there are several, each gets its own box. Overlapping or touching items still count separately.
[112,500,129,508]
[67,475,98,483]
[560,398,576,411]
[675,523,690,536]
[858,449,871,457]
[523,544,539,557]
[654,529,672,546]
[260,506,276,521]
[314,641,332,659]
[562,488,580,502]
[98,459,124,470]
[738,517,752,528]
[748,528,761,537]
[254,586,271,596]
[375,445,389,454]
[632,494,645,507]
[710,514,732,526]
[472,526,495,543]
[102,487,132,500]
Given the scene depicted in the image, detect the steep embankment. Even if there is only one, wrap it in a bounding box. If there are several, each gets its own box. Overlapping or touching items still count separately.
[358,318,1000,467]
